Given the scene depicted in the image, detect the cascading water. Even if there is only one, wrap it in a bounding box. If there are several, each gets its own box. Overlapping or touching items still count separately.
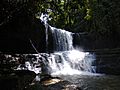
[40,13,49,52]
[16,14,96,76]
[17,14,96,75]
[50,26,73,51]
[46,28,95,75]
[48,50,96,75]
[39,13,96,75]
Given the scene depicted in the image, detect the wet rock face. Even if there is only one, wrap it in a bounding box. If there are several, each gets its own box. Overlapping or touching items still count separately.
[91,48,120,75]
[73,33,120,51]
[0,53,81,90]
[0,54,38,90]
[0,53,52,75]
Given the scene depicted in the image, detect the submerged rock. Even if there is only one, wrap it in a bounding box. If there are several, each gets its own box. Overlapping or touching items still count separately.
[27,75,81,90]
[40,79,81,90]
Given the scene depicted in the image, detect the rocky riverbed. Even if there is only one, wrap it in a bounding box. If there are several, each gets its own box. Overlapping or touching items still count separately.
[0,53,81,90]
[1,48,120,90]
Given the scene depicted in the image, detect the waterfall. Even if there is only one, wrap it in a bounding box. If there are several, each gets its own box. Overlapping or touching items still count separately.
[16,13,95,75]
[40,13,49,52]
[50,26,73,51]
[48,50,96,75]
[43,25,96,75]
[39,13,96,75]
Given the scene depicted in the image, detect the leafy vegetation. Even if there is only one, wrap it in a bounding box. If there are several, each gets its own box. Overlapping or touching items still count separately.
[0,0,120,34]
[35,0,120,34]
[35,0,94,32]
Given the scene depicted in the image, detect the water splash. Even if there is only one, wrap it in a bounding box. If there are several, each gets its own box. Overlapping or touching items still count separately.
[17,61,41,74]
[16,13,96,75]
[40,13,96,75]
[40,13,49,24]
[47,50,96,75]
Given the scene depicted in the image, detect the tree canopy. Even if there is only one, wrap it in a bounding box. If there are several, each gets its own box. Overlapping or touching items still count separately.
[35,0,94,32]
[0,0,120,34]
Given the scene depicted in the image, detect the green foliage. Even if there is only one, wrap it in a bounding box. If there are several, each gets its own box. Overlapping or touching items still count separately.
[35,0,120,34]
[1,0,120,34]
[35,0,94,32]
[0,0,37,26]
[91,0,120,35]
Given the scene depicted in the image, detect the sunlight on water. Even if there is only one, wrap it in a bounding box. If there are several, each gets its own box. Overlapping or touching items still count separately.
[37,14,96,75]
[51,68,82,75]
[68,50,89,62]
[49,49,96,75]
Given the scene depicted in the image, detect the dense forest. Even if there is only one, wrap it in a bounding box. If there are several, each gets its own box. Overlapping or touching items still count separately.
[1,0,120,33]
[1,1,120,90]
[0,0,120,53]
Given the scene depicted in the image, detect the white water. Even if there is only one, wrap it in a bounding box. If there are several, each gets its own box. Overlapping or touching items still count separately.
[48,50,96,75]
[17,61,41,74]
[49,28,96,75]
[39,13,96,75]
[40,13,51,52]
[50,26,73,51]
[16,14,96,75]
[17,54,42,74]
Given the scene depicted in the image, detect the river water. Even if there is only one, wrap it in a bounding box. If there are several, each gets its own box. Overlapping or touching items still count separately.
[37,14,120,90]
[54,74,120,90]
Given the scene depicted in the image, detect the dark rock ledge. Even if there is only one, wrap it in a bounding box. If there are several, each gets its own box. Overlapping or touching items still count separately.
[0,53,81,90]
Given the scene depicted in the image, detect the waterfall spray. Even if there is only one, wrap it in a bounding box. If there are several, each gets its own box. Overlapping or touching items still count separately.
[39,13,96,75]
[16,13,96,76]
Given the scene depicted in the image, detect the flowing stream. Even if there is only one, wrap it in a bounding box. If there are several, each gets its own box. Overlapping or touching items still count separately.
[17,14,120,90]
[55,74,120,90]
[39,13,96,75]
[39,14,120,90]
[17,14,96,75]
